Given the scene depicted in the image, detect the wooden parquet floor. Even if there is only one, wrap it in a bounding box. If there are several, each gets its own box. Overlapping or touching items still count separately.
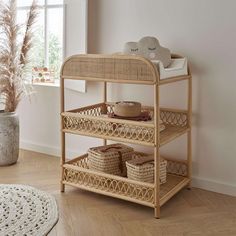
[0,150,236,236]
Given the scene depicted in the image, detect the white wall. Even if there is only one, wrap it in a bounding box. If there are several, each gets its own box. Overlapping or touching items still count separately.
[88,0,236,195]
[19,0,89,158]
[19,0,236,196]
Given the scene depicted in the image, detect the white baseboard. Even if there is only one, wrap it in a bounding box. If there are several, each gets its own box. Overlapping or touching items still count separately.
[20,140,236,197]
[20,140,83,158]
[192,176,236,197]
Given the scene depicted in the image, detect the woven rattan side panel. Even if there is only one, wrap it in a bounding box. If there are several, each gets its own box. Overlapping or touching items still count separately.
[63,168,155,205]
[166,160,188,177]
[61,55,157,83]
[63,115,155,144]
[160,109,188,127]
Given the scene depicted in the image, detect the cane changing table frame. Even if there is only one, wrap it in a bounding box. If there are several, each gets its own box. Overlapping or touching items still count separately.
[60,54,192,218]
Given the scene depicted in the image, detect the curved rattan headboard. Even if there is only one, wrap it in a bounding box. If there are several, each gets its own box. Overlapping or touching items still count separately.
[60,54,160,84]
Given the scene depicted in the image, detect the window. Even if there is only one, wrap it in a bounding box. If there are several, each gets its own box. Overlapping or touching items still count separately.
[17,0,65,81]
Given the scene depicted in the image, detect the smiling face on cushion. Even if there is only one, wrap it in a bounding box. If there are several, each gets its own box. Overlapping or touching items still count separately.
[138,36,171,67]
[138,36,161,59]
[123,42,139,55]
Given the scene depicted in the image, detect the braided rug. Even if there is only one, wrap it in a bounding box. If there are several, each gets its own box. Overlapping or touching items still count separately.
[0,185,58,236]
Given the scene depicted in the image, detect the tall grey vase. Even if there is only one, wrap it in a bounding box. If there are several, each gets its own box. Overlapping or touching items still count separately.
[0,111,19,166]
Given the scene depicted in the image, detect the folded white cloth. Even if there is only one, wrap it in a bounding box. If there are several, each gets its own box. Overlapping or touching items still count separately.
[152,58,188,79]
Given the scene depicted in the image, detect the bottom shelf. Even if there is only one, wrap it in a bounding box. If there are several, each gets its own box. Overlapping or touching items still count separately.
[159,175,190,206]
[62,154,189,208]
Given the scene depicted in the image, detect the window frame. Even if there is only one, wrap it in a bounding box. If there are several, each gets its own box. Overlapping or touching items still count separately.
[17,0,66,76]
[17,0,88,92]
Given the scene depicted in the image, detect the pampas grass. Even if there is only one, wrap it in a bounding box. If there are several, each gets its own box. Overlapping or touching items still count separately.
[0,0,38,112]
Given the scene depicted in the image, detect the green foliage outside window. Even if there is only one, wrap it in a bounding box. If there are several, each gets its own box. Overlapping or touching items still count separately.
[27,26,62,79]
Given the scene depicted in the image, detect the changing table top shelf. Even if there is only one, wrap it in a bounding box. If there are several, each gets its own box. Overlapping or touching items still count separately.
[60,54,191,85]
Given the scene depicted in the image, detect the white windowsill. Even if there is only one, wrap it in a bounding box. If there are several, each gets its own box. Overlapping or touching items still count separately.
[31,81,60,88]
[30,80,87,93]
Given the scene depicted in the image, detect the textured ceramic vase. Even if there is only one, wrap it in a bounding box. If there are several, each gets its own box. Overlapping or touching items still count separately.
[0,111,19,166]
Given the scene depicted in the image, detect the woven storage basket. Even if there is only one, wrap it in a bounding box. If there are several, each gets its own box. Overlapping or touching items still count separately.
[126,155,167,184]
[114,101,142,117]
[88,143,134,176]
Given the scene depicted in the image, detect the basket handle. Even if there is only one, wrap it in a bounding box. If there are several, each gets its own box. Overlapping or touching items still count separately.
[102,146,122,152]
[132,155,154,166]
[136,160,154,166]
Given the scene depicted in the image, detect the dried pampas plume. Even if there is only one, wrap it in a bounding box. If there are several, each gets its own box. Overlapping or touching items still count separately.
[0,0,38,112]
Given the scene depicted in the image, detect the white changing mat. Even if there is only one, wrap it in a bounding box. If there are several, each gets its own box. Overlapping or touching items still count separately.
[152,58,188,80]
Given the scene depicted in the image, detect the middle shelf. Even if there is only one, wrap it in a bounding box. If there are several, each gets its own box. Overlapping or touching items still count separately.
[61,102,189,147]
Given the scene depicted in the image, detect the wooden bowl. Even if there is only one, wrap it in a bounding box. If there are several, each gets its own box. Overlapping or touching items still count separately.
[114,101,141,117]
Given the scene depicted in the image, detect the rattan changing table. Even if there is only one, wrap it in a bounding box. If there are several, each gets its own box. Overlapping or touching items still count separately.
[60,54,192,218]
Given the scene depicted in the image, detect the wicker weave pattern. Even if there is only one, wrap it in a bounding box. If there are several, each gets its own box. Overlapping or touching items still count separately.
[88,143,133,176]
[62,103,188,146]
[166,159,188,176]
[126,155,167,184]
[63,154,189,206]
[160,109,188,127]
[61,55,157,83]
[63,168,155,204]
[63,116,155,143]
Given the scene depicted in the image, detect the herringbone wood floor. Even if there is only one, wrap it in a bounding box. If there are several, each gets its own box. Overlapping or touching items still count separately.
[1,150,236,236]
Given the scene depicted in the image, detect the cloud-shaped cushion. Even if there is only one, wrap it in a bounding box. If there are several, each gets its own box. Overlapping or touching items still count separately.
[123,36,171,68]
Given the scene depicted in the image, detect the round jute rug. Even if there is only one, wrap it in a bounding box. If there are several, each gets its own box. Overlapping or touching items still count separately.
[0,184,58,236]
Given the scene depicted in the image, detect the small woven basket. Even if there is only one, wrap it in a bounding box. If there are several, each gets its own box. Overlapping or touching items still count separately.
[88,143,134,176]
[126,154,167,184]
[114,101,141,117]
